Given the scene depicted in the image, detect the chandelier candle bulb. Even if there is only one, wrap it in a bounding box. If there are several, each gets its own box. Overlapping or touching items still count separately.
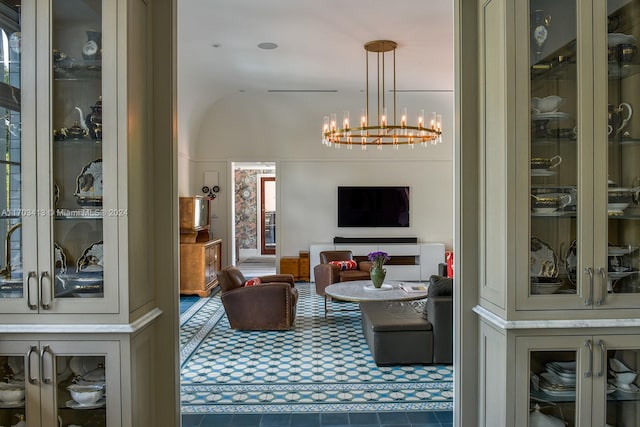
[321,40,442,148]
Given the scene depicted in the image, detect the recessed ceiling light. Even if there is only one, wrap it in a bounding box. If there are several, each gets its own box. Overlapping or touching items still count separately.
[258,42,278,50]
[211,43,222,48]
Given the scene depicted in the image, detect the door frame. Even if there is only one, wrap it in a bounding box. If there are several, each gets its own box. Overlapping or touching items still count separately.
[259,174,276,255]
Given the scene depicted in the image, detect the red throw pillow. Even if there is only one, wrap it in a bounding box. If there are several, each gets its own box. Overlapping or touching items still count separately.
[244,277,262,286]
[328,260,357,271]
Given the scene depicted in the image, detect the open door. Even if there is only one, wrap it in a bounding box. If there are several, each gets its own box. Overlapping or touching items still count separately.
[260,177,275,255]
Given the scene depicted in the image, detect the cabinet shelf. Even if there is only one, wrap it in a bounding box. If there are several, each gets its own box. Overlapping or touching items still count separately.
[54,138,102,145]
[53,60,102,81]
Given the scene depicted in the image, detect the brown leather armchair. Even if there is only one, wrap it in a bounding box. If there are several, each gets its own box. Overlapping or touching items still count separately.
[313,250,372,296]
[216,266,298,330]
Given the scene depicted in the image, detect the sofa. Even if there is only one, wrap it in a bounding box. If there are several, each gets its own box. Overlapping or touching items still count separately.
[313,250,372,296]
[359,275,453,365]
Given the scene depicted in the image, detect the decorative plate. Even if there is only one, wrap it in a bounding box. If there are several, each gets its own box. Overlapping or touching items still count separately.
[53,182,60,207]
[54,242,67,273]
[76,241,103,272]
[530,237,558,278]
[65,398,106,410]
[566,240,578,284]
[69,356,103,376]
[608,246,639,256]
[74,159,103,206]
[531,111,572,121]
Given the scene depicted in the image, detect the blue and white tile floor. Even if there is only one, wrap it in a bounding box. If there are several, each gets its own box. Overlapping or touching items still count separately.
[180,283,453,424]
[182,410,453,426]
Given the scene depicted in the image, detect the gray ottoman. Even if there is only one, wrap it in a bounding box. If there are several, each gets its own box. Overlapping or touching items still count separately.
[360,301,433,365]
[359,275,453,366]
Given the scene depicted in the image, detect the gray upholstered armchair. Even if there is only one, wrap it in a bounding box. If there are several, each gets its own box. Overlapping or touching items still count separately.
[216,266,298,330]
[313,250,372,296]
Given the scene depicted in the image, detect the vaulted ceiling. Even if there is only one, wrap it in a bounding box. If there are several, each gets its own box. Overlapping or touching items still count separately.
[177,0,454,150]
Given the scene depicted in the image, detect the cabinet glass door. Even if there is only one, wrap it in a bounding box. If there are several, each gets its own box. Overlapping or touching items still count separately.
[0,1,38,313]
[596,337,640,427]
[529,0,581,305]
[53,354,107,426]
[603,0,640,307]
[0,341,40,427]
[50,0,104,305]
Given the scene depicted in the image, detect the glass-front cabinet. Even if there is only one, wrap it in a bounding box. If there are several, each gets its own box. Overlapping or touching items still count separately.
[0,340,120,427]
[523,0,640,311]
[0,0,118,314]
[516,335,640,426]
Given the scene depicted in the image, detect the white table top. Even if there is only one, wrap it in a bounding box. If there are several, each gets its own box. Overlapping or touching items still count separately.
[324,280,428,302]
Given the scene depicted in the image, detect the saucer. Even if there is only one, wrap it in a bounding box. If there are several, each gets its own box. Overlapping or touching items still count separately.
[0,399,24,408]
[65,398,106,409]
[364,284,392,291]
[531,169,557,177]
[616,383,639,393]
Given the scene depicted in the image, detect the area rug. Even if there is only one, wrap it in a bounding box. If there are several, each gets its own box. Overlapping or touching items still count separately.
[180,283,453,414]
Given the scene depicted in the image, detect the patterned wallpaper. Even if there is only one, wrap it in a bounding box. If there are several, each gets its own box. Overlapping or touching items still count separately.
[234,169,272,249]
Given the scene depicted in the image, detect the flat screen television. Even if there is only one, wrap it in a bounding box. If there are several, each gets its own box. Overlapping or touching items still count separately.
[337,186,410,227]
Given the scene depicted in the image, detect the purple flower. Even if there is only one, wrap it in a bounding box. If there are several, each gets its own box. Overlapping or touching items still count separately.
[368,251,390,269]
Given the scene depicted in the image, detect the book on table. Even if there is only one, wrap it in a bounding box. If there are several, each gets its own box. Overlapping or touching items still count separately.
[400,283,428,293]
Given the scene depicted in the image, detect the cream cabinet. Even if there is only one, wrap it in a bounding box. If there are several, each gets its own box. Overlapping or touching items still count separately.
[0,339,120,427]
[480,0,640,319]
[0,0,157,323]
[0,0,160,425]
[477,0,640,425]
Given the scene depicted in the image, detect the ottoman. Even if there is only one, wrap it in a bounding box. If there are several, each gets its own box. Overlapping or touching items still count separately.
[360,301,434,365]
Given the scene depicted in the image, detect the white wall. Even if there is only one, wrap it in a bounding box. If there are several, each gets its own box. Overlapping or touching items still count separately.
[180,91,454,267]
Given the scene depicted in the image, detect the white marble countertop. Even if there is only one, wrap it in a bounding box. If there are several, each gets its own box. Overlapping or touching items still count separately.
[325,280,428,302]
[0,308,162,334]
[473,305,640,329]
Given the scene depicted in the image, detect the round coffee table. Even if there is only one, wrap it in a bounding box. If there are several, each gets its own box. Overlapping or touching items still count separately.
[323,280,428,316]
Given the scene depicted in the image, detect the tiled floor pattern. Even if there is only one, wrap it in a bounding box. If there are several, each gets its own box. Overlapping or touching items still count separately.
[182,410,454,426]
[180,283,453,414]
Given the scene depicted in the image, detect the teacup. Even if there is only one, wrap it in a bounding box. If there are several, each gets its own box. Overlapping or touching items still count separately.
[531,194,571,213]
[531,155,562,170]
[531,95,564,113]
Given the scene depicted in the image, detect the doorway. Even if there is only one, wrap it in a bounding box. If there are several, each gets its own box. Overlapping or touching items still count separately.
[260,176,275,255]
[232,162,276,261]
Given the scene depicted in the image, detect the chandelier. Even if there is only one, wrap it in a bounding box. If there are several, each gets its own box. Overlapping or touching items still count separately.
[322,40,442,150]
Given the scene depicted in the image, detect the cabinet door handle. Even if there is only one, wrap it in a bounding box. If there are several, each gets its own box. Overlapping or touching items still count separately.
[584,267,594,306]
[584,339,593,378]
[26,271,38,310]
[40,271,53,310]
[27,345,39,385]
[39,345,53,384]
[596,267,607,306]
[596,339,606,378]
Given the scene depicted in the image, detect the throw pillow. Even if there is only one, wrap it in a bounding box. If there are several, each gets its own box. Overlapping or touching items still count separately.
[244,277,262,287]
[428,275,453,296]
[423,275,453,319]
[328,260,357,271]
